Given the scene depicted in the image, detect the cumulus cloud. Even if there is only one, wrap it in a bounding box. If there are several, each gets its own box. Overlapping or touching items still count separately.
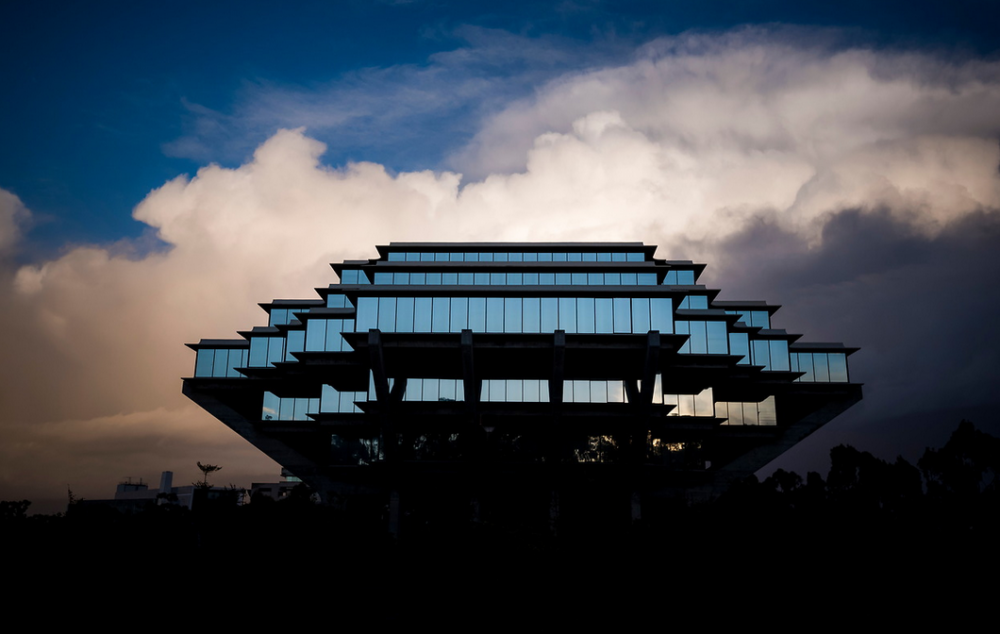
[3,28,1000,506]
[0,189,30,256]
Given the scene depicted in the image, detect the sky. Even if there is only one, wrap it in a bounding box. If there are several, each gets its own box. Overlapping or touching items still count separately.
[2,1,1000,513]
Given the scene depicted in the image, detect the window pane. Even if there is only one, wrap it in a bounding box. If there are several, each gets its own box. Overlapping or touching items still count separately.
[377,297,396,332]
[707,322,728,354]
[829,353,849,382]
[650,297,672,333]
[631,298,650,333]
[577,297,596,333]
[523,297,540,333]
[414,297,432,332]
[540,298,558,331]
[432,297,450,332]
[505,297,522,332]
[595,298,613,333]
[613,297,631,333]
[559,297,577,333]
[450,297,468,332]
[195,349,214,377]
[769,340,790,371]
[213,349,230,377]
[395,297,414,333]
[469,298,486,331]
[487,297,504,333]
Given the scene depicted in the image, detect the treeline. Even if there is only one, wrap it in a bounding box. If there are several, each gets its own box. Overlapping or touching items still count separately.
[3,420,999,582]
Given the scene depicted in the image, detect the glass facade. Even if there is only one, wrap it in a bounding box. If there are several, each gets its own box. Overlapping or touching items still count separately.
[189,243,855,432]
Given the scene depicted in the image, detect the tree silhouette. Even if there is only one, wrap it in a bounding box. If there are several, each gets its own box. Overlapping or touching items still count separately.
[196,462,222,488]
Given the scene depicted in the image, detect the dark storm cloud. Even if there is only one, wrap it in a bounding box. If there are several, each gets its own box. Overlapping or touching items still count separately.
[695,207,1000,472]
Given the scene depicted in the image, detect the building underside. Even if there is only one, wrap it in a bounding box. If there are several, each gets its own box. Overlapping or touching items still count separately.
[184,242,861,534]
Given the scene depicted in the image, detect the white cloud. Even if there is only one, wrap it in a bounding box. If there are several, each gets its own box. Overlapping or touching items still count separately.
[0,189,30,256]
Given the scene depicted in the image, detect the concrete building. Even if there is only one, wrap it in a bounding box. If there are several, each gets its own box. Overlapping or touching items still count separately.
[184,242,860,532]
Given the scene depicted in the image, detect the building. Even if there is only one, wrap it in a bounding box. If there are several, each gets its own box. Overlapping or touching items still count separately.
[70,471,242,514]
[183,242,860,533]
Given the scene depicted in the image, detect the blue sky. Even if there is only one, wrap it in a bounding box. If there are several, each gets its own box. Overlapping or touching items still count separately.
[2,1,1000,510]
[4,1,998,257]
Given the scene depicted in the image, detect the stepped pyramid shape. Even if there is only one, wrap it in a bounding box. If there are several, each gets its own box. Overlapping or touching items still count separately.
[184,242,861,529]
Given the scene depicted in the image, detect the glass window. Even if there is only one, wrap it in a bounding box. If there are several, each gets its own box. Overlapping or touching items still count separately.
[487,297,504,333]
[450,297,468,332]
[577,297,596,333]
[195,349,214,377]
[707,322,728,354]
[650,297,672,333]
[505,298,522,332]
[752,339,771,369]
[327,294,349,308]
[377,297,396,331]
[797,353,815,382]
[829,353,849,382]
[285,330,305,360]
[516,297,537,333]
[267,337,284,367]
[631,298,650,333]
[212,349,229,377]
[730,333,749,363]
[414,297,432,332]
[469,298,486,331]
[769,340,790,371]
[613,297,631,333]
[689,321,707,354]
[396,297,414,333]
[432,297,450,333]
[595,298,614,333]
[541,298,559,331]
[249,338,269,367]
[814,353,830,382]
[555,298,574,332]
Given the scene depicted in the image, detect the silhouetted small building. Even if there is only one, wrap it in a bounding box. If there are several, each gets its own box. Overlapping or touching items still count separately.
[184,242,861,533]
